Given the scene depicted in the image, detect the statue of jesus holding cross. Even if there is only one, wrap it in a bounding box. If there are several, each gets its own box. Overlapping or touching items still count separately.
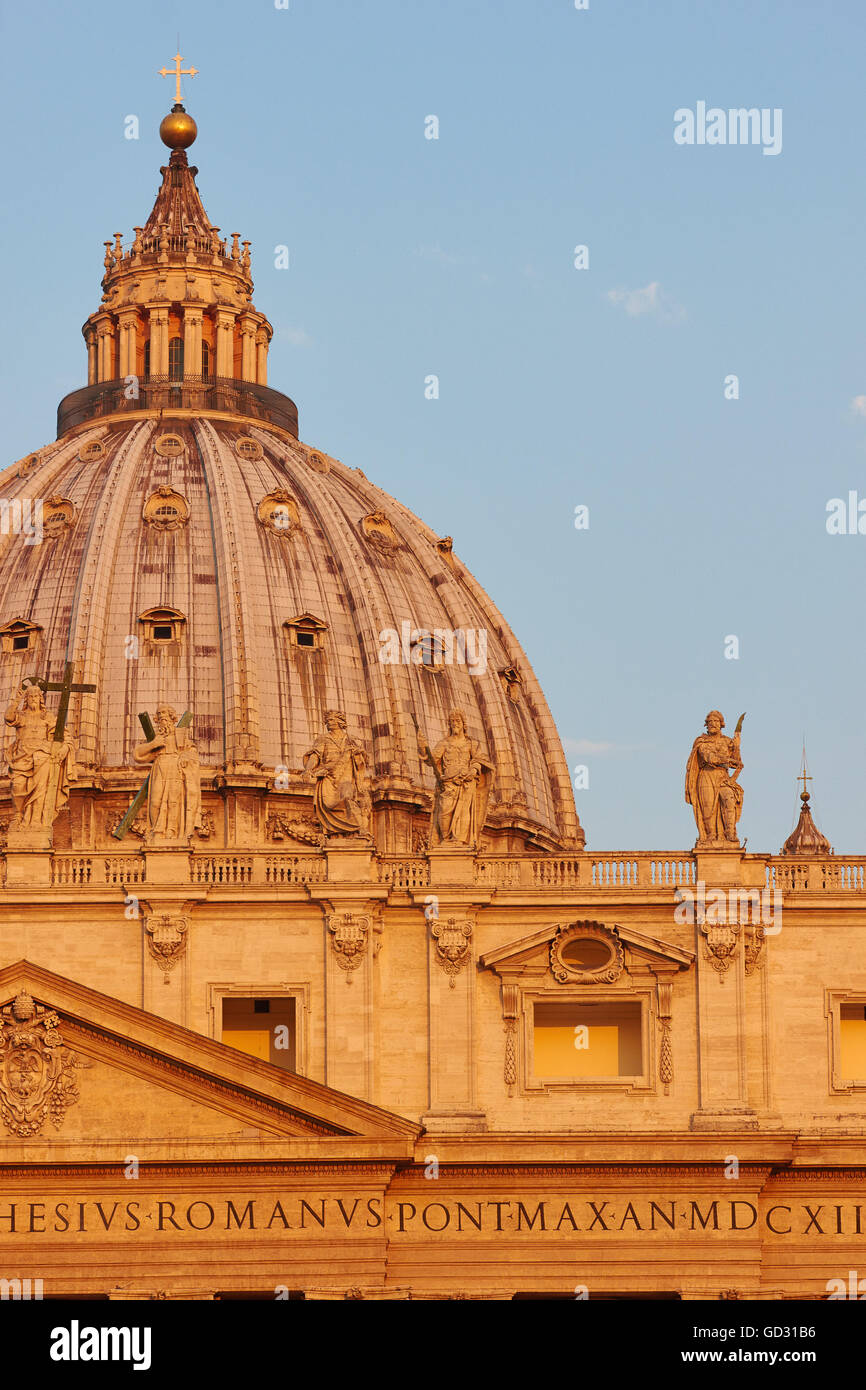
[4,662,94,843]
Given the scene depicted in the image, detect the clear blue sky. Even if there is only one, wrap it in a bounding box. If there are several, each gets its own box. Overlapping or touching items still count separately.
[2,0,864,851]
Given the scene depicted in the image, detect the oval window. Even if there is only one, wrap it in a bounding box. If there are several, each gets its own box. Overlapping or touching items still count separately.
[236,436,263,461]
[560,937,613,971]
[155,433,184,458]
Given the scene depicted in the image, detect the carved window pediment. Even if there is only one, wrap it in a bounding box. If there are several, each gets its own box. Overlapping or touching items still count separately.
[143,486,190,531]
[411,631,447,671]
[360,511,400,553]
[434,535,456,570]
[139,605,186,646]
[284,612,327,651]
[479,920,693,981]
[499,665,523,703]
[550,922,624,984]
[42,496,76,539]
[258,490,301,535]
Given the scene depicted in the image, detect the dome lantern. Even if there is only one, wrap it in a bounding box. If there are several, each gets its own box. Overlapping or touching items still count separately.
[60,52,295,440]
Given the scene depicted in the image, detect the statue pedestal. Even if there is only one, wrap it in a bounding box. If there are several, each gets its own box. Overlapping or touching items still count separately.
[690,845,757,1125]
[4,850,52,888]
[142,848,191,885]
[427,845,476,887]
[6,824,52,852]
[325,838,374,883]
[694,844,743,885]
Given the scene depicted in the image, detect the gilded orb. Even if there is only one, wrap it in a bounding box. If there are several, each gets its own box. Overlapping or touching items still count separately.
[160,104,197,150]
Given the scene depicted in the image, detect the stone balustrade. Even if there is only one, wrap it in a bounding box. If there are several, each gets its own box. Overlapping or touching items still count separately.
[2,848,861,894]
[766,857,866,892]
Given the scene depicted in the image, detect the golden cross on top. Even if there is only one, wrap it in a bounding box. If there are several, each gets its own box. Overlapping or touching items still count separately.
[159,52,198,104]
[799,767,813,798]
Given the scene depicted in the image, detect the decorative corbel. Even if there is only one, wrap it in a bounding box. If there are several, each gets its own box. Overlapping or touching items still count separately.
[327,912,373,983]
[144,911,190,975]
[700,919,740,979]
[502,982,519,1094]
[743,923,765,976]
[657,979,674,1094]
[431,915,473,988]
[140,898,198,978]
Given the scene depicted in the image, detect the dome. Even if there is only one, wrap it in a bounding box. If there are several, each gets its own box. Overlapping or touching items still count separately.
[0,106,582,855]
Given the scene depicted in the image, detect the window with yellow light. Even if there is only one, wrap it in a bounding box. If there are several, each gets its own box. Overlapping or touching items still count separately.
[533,1001,642,1079]
[840,1003,866,1079]
[221,997,296,1073]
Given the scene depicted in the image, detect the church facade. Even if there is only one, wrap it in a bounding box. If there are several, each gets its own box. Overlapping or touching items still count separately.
[0,76,864,1302]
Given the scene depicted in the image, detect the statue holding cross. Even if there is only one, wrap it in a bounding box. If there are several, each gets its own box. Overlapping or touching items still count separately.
[4,663,94,843]
[129,704,202,845]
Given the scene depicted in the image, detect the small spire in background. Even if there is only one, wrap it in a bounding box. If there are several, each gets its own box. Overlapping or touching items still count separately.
[781,744,833,856]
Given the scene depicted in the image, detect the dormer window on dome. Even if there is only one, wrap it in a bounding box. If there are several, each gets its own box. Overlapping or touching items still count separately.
[18,453,40,478]
[284,614,327,651]
[360,512,399,554]
[499,666,523,703]
[0,618,42,655]
[139,606,186,646]
[411,631,447,670]
[42,497,76,540]
[143,487,190,532]
[258,490,300,535]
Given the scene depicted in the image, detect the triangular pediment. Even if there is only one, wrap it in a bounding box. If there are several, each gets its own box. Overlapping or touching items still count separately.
[0,962,419,1160]
[480,921,694,975]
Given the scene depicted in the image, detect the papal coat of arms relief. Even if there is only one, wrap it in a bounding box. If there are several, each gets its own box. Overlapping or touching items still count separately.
[0,992,89,1137]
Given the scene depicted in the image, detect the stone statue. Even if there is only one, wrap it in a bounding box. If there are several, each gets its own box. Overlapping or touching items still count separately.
[4,682,76,832]
[685,710,745,846]
[416,708,494,848]
[304,710,372,838]
[133,704,202,843]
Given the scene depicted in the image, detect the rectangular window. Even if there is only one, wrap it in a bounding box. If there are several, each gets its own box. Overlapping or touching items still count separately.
[222,996,296,1073]
[840,1003,866,1079]
[533,1001,642,1079]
